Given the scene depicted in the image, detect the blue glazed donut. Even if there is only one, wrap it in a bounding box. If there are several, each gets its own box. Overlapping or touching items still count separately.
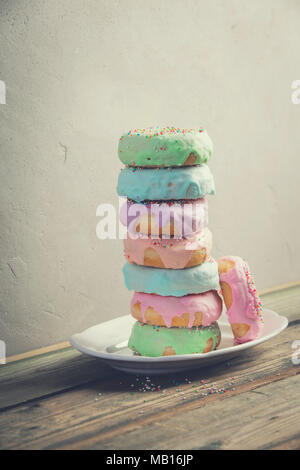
[122,259,220,297]
[117,164,215,202]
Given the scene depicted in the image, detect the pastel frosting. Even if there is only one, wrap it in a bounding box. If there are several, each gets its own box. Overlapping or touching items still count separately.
[117,164,215,201]
[124,228,212,269]
[122,259,220,296]
[118,127,213,167]
[128,321,221,357]
[218,256,263,344]
[131,291,223,328]
[119,197,208,238]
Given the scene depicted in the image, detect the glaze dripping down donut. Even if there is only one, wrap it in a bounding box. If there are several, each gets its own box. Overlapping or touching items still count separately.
[124,228,212,269]
[218,255,263,344]
[131,290,223,328]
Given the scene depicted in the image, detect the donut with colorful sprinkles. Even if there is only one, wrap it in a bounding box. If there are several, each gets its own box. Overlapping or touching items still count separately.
[118,126,213,167]
[128,321,221,357]
[124,227,212,269]
[218,256,263,344]
[130,290,222,328]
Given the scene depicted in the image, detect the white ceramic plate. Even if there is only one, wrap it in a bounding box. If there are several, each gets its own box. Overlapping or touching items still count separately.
[70,309,288,375]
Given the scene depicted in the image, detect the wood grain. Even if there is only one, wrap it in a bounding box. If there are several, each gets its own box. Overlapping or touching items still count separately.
[0,348,114,409]
[96,374,300,450]
[0,322,299,450]
[5,342,71,363]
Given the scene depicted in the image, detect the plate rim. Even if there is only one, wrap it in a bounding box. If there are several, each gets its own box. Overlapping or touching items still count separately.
[70,309,288,363]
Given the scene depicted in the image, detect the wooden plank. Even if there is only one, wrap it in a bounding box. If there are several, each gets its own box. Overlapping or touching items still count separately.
[5,342,71,363]
[0,367,299,450]
[259,280,300,296]
[94,374,300,450]
[260,285,300,323]
[0,347,114,409]
[0,322,299,450]
[268,436,300,450]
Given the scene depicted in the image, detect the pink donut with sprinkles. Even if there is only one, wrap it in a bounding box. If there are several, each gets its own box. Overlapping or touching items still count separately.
[124,228,212,269]
[218,256,263,344]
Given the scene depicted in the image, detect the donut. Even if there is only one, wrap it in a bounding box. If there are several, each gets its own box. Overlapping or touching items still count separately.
[131,291,223,328]
[118,127,213,167]
[124,228,212,269]
[119,197,208,238]
[128,321,221,357]
[117,164,215,201]
[122,259,220,297]
[218,256,264,344]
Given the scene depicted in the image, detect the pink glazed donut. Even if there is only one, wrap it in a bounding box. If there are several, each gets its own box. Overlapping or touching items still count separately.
[119,197,208,238]
[131,290,223,329]
[124,227,212,269]
[218,256,263,344]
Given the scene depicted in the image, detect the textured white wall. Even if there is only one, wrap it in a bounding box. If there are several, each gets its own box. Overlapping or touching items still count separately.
[0,0,300,355]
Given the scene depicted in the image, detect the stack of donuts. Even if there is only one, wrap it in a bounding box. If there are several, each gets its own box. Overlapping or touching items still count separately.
[117,126,263,356]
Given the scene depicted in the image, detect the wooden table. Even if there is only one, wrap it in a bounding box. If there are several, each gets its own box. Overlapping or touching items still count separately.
[0,283,299,450]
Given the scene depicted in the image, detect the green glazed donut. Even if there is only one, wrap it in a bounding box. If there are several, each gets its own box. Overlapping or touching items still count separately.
[128,321,221,357]
[118,127,213,167]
